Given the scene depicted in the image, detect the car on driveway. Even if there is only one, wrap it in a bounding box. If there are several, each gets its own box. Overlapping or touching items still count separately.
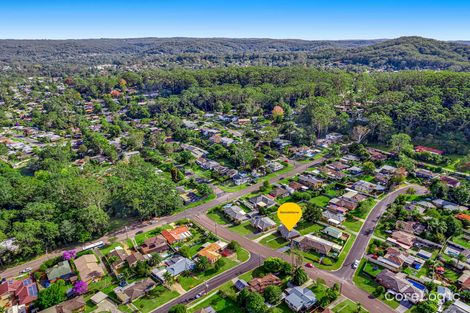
[305,263,314,268]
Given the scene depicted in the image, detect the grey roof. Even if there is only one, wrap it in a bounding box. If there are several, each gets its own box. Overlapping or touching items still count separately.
[234,279,248,291]
[46,261,72,281]
[285,287,317,312]
[251,216,276,230]
[322,211,346,223]
[223,205,247,221]
[167,257,195,276]
[278,225,300,240]
[444,300,470,313]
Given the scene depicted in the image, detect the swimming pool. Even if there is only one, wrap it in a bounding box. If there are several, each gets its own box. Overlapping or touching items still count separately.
[407,279,427,291]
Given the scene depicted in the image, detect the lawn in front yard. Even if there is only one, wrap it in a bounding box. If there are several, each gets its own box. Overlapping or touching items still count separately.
[178,258,239,291]
[132,285,179,313]
[333,299,369,313]
[259,233,289,249]
[207,208,231,225]
[343,219,364,233]
[229,221,258,236]
[189,292,243,313]
[99,242,123,256]
[353,260,400,309]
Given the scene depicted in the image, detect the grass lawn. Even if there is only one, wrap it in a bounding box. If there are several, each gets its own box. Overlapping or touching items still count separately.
[353,260,400,309]
[229,221,258,236]
[442,267,461,283]
[309,195,331,207]
[88,275,117,295]
[99,242,122,256]
[237,248,250,262]
[259,233,289,249]
[134,225,172,246]
[189,293,243,313]
[207,209,231,225]
[451,235,470,249]
[239,270,254,282]
[132,285,179,313]
[350,199,377,219]
[333,299,369,313]
[261,163,294,182]
[297,221,323,235]
[178,258,238,291]
[363,262,383,278]
[343,219,364,233]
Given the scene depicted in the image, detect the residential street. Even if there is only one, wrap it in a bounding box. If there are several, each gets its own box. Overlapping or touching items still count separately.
[333,184,428,281]
[0,158,324,278]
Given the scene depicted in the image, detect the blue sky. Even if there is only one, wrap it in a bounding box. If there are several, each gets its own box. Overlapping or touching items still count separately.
[1,0,470,40]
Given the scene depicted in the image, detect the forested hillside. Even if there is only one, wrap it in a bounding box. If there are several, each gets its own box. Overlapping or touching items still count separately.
[1,36,470,73]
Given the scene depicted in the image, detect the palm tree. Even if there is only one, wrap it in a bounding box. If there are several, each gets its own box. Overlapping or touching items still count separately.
[163,271,174,286]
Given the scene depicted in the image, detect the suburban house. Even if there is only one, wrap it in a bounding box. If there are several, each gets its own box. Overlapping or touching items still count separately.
[376,269,425,303]
[114,278,156,304]
[327,161,349,171]
[140,235,169,254]
[294,234,342,256]
[278,225,301,240]
[284,287,317,312]
[197,243,223,264]
[46,261,73,283]
[396,221,426,235]
[152,257,196,281]
[223,205,248,223]
[107,247,129,270]
[387,231,416,250]
[38,296,86,313]
[126,252,145,267]
[323,226,343,239]
[251,216,277,232]
[322,210,346,225]
[374,247,412,272]
[415,168,437,180]
[288,181,307,192]
[0,278,38,308]
[415,146,444,155]
[161,226,192,245]
[248,195,276,209]
[74,254,105,283]
[248,274,282,293]
[352,180,386,194]
[443,300,470,313]
[298,175,324,189]
[267,161,283,172]
[440,176,461,188]
[232,173,250,186]
[270,187,290,199]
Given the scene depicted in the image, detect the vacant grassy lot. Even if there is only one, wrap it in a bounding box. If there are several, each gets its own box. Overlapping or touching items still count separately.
[333,299,369,313]
[259,233,289,249]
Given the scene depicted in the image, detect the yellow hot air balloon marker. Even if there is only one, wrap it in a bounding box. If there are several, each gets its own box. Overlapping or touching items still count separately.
[277,202,302,231]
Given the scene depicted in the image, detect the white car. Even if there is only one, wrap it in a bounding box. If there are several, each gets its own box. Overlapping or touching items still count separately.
[352,260,360,269]
[21,267,32,273]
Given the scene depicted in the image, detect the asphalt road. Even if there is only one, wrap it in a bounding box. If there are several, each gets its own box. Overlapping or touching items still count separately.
[153,254,262,313]
[0,157,325,278]
[333,184,428,281]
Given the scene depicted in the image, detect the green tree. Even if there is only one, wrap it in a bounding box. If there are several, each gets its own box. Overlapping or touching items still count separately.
[303,203,322,224]
[292,267,308,286]
[390,133,413,155]
[264,285,282,305]
[168,304,187,313]
[196,256,210,272]
[36,280,67,309]
[246,292,268,313]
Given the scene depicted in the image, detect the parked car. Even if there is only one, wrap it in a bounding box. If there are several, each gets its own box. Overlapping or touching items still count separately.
[21,267,32,273]
[352,260,360,269]
[305,263,314,268]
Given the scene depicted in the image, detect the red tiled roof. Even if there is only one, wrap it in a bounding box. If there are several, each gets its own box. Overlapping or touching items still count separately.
[415,146,444,155]
[456,213,470,222]
[161,226,190,244]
